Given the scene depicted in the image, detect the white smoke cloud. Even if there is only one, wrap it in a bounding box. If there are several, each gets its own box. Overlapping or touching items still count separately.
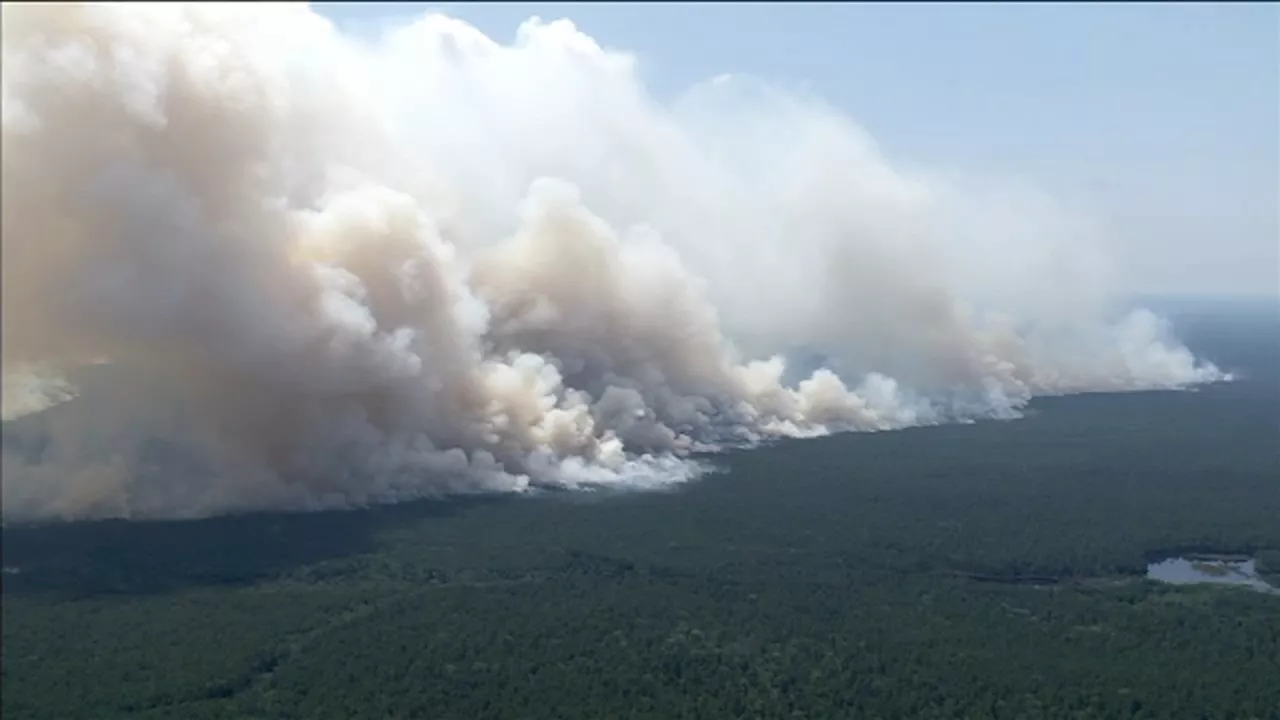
[0,3,1225,522]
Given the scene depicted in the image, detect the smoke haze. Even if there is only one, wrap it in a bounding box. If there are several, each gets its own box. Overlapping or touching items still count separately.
[0,3,1226,522]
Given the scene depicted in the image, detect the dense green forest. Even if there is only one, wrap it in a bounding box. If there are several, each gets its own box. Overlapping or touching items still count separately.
[3,302,1279,720]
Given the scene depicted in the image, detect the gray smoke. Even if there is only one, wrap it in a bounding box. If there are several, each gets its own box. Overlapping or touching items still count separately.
[0,4,1225,521]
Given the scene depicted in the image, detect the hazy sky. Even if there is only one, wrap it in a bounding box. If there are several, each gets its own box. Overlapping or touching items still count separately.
[315,2,1279,298]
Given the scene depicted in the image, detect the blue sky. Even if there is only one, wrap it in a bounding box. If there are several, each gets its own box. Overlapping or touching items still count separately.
[315,2,1278,297]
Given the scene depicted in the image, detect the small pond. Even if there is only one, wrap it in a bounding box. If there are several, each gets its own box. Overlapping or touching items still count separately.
[1146,557,1277,594]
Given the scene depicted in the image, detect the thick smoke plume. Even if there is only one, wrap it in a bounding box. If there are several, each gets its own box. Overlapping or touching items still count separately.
[1,4,1224,521]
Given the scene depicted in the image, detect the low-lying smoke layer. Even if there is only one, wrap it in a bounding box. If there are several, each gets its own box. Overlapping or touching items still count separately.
[0,3,1225,521]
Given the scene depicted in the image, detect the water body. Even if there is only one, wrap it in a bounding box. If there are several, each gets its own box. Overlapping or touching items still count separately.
[1146,557,1278,594]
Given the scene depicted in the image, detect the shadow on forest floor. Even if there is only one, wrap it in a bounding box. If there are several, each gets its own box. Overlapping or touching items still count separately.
[0,495,504,599]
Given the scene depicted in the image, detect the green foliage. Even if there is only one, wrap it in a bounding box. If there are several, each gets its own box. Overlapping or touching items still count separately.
[3,307,1278,719]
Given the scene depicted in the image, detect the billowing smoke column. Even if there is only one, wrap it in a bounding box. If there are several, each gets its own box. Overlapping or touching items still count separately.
[0,4,1224,521]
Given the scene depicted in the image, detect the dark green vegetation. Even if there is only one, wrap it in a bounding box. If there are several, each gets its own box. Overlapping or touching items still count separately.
[4,299,1279,720]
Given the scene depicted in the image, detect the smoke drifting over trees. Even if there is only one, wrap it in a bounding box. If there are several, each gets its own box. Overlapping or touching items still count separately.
[0,4,1223,521]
